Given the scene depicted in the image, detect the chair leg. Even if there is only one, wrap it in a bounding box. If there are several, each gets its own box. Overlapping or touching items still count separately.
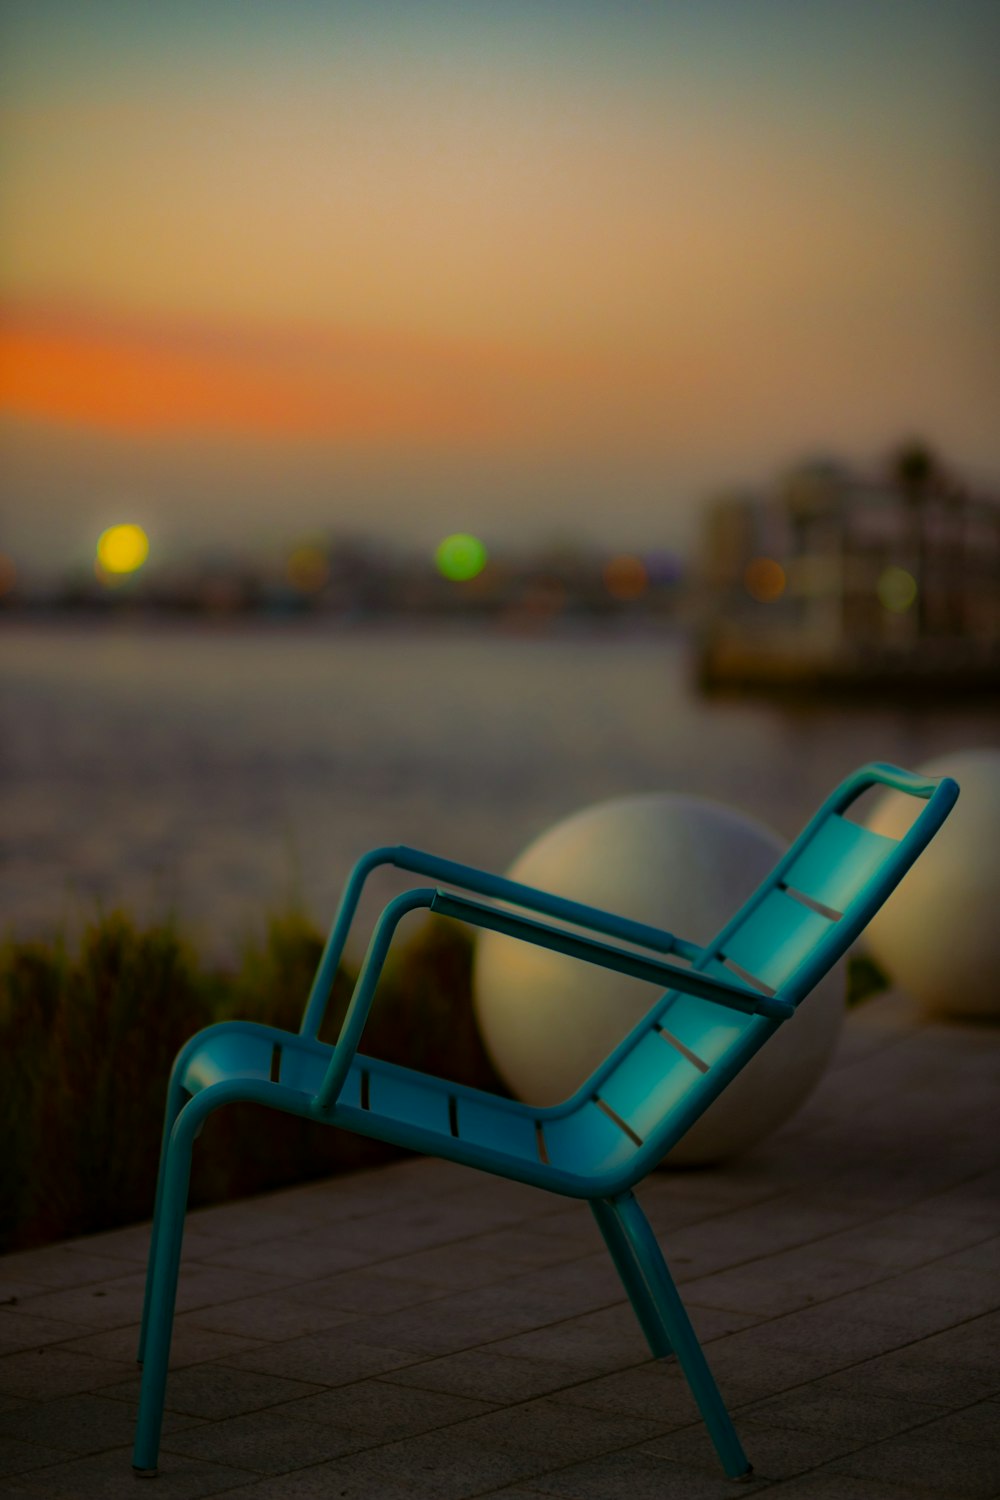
[605,1190,752,1481]
[590,1198,673,1358]
[132,1101,201,1476]
[137,1077,187,1366]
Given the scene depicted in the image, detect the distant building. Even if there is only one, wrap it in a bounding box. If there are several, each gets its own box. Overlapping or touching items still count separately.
[697,454,1000,694]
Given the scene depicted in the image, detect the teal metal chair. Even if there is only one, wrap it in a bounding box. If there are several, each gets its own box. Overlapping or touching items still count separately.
[133,762,957,1479]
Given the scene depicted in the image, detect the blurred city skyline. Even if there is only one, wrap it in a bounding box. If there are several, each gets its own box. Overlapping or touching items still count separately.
[2,0,998,570]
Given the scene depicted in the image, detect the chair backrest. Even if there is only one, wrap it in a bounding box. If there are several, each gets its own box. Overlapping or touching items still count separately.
[552,763,958,1185]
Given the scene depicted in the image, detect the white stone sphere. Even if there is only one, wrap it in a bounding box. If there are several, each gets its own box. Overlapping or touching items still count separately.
[864,748,1000,1020]
[473,793,845,1165]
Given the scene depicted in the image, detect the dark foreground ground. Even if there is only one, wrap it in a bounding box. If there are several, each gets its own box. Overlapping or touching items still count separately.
[1,990,998,1499]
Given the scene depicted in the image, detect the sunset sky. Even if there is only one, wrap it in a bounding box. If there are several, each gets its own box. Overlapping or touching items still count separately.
[1,0,997,569]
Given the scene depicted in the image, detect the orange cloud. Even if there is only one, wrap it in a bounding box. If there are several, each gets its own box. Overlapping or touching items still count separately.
[0,300,710,465]
[0,304,508,444]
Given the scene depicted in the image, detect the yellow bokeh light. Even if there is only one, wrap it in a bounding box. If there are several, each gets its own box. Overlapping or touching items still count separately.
[745,557,786,603]
[287,544,330,593]
[877,565,918,613]
[96,523,149,575]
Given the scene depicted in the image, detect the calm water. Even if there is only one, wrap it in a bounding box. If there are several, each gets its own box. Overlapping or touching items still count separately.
[2,619,996,956]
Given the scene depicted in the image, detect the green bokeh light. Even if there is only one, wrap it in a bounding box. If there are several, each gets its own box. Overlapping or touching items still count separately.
[435,533,488,581]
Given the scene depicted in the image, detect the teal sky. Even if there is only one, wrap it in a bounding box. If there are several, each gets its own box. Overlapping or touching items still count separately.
[1,0,997,568]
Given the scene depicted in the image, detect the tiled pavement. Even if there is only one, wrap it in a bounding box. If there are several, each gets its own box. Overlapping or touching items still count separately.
[1,991,998,1499]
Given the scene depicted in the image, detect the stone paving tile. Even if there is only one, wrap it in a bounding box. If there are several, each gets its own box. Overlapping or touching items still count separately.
[824,1284,996,1340]
[551,1358,702,1429]
[830,1209,1000,1266]
[11,1264,295,1333]
[0,1348,135,1401]
[61,1319,264,1368]
[364,1241,547,1290]
[759,1475,941,1499]
[486,1303,649,1373]
[101,1363,324,1421]
[0,1311,95,1355]
[179,1291,360,1343]
[219,1331,421,1386]
[198,1232,370,1280]
[651,1203,867,1283]
[501,1446,755,1499]
[161,1406,365,1473]
[884,1258,1000,1316]
[279,1266,435,1316]
[279,1375,498,1439]
[682,1248,889,1319]
[817,1345,1000,1408]
[911,1398,1000,1449]
[0,1390,202,1456]
[0,1278,46,1304]
[943,1233,1000,1273]
[0,1437,68,1478]
[185,1198,331,1245]
[822,1431,1000,1499]
[56,1224,152,1264]
[717,1301,921,1368]
[698,1343,830,1409]
[644,1418,877,1482]
[918,1170,1000,1230]
[470,1490,564,1499]
[253,1426,562,1500]
[6,1278,151,1332]
[313,1197,537,1261]
[339,1265,627,1357]
[60,1221,243,1267]
[385,1348,586,1404]
[461,1224,599,1270]
[510,1205,606,1244]
[737,1385,950,1443]
[215,1468,417,1499]
[686,1300,767,1340]
[1,1447,255,1498]
[0,1248,139,1291]
[445,1393,671,1462]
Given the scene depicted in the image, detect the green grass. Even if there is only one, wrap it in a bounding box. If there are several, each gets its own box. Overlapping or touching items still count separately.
[0,909,502,1254]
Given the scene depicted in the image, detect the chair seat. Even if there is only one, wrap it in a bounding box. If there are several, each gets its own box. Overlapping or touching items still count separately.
[177,1020,644,1192]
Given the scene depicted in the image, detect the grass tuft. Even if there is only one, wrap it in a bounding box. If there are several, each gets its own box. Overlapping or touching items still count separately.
[0,908,502,1254]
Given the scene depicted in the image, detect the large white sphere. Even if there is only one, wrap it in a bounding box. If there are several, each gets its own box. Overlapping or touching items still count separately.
[473,794,845,1165]
[864,748,1000,1020]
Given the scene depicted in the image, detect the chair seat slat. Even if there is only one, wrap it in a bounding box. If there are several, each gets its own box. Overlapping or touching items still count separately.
[544,1098,638,1175]
[657,989,753,1063]
[783,813,898,913]
[721,888,835,991]
[455,1095,539,1161]
[366,1067,452,1135]
[599,1030,703,1142]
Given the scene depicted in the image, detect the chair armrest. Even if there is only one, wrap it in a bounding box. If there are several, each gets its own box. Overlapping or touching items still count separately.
[430,890,795,1022]
[300,843,700,1040]
[311,887,438,1115]
[392,846,697,958]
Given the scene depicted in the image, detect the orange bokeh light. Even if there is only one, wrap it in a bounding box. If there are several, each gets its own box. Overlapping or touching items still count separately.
[603,553,648,601]
[744,557,786,603]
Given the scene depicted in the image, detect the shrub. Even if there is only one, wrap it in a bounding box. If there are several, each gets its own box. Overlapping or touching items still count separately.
[0,908,504,1254]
